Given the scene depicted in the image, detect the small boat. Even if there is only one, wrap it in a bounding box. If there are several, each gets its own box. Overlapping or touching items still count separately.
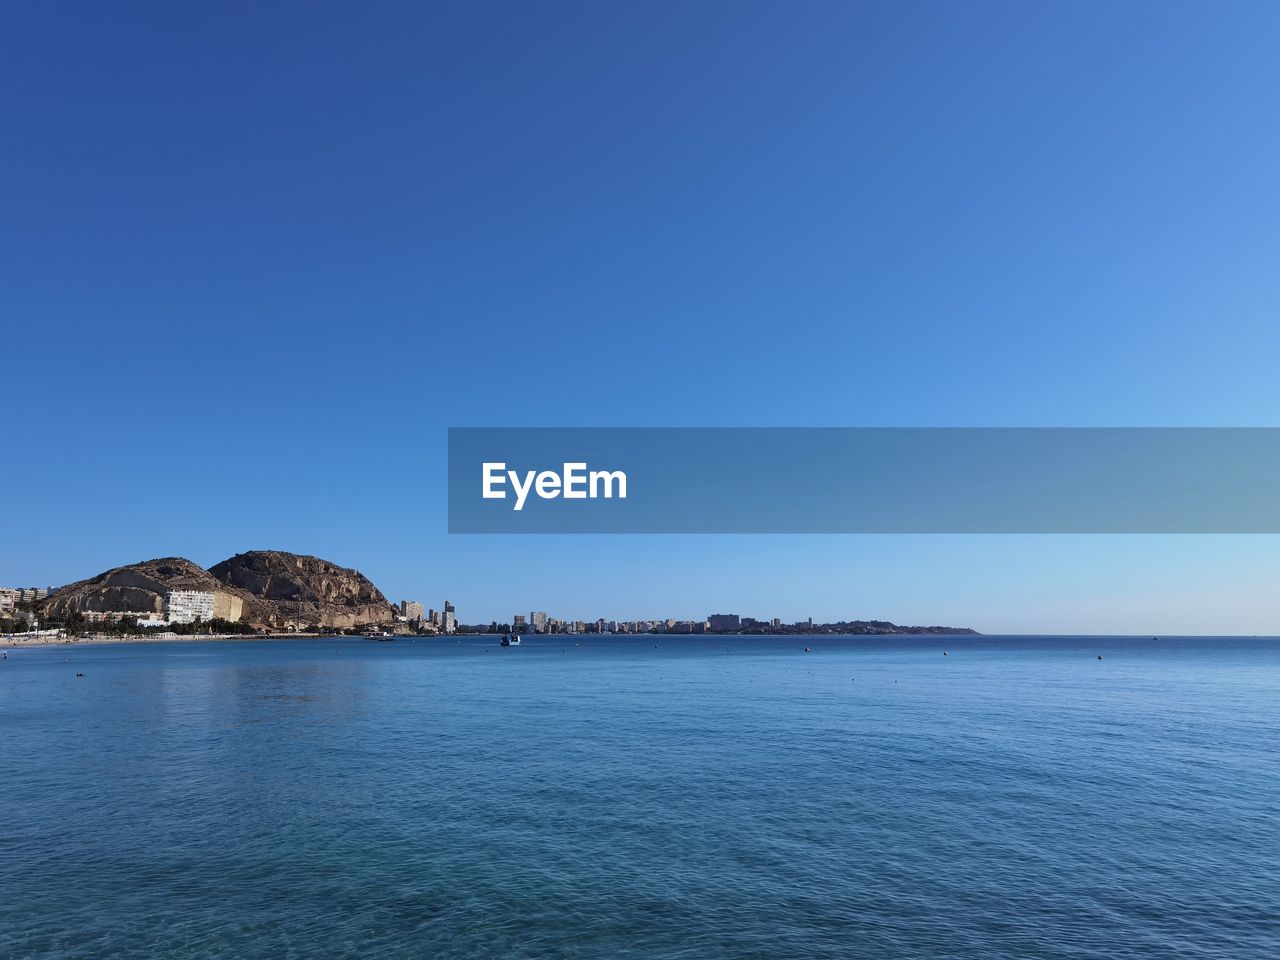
[500,633,522,647]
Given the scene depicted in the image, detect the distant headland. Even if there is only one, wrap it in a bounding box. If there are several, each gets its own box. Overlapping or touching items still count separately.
[27,551,396,636]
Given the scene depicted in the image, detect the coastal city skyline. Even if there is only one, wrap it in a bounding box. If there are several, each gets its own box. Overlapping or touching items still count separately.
[405,607,961,636]
[4,572,974,639]
[5,535,1279,635]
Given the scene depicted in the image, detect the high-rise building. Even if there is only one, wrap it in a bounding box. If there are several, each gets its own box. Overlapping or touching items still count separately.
[531,611,548,633]
[401,600,424,621]
[166,590,215,624]
[708,613,740,631]
[443,600,456,634]
[513,614,527,631]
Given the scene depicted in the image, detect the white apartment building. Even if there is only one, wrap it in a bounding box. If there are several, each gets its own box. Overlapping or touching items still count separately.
[166,590,216,624]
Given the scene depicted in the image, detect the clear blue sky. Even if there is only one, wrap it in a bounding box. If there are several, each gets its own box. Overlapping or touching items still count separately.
[4,1,1279,633]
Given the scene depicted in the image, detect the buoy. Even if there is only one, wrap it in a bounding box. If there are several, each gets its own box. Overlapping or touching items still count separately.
[1097,655,1103,660]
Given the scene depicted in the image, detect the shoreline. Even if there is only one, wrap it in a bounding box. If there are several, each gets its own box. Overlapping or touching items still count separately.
[1,632,345,648]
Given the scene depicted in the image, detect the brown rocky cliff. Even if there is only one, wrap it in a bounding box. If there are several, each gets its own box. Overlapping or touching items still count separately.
[208,550,397,629]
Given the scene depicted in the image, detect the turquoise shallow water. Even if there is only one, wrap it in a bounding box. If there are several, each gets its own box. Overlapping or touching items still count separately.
[1,634,1278,959]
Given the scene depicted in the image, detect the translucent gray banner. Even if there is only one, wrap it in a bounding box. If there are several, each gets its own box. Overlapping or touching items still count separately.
[448,428,1280,533]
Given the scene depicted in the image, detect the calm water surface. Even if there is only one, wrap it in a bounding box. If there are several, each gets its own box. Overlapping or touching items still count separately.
[1,635,1278,959]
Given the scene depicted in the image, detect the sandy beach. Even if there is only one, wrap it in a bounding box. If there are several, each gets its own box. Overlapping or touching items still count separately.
[2,632,334,648]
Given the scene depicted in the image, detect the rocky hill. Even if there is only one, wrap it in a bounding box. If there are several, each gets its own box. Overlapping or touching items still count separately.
[41,551,397,630]
[42,557,250,622]
[208,551,397,630]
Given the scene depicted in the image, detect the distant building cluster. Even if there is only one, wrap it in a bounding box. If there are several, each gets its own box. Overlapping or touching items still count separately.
[0,586,54,613]
[507,613,713,635]
[396,599,457,634]
[385,602,732,636]
[464,611,832,636]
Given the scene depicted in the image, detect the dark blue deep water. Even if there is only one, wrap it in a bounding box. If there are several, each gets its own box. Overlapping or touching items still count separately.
[2,635,1278,959]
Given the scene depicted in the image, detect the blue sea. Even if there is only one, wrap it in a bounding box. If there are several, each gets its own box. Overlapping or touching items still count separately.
[1,635,1277,959]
